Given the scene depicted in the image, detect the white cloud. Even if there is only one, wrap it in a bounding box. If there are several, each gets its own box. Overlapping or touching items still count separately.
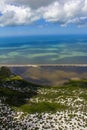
[0,1,38,26]
[0,0,87,26]
[7,0,55,9]
[42,2,63,22]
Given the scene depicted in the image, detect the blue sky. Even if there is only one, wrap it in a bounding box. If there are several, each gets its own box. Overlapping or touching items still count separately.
[0,22,87,36]
[0,0,87,36]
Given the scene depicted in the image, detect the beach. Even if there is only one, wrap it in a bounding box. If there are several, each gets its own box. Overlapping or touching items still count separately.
[0,64,87,67]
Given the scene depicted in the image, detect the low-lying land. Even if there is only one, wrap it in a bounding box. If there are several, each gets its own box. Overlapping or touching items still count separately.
[0,66,87,130]
[11,65,87,86]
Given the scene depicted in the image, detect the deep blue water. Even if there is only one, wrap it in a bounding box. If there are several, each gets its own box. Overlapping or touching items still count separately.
[0,35,87,64]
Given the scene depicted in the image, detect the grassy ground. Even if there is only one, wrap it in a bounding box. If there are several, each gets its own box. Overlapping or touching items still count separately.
[0,76,38,106]
[0,75,87,113]
[20,102,68,113]
[0,67,87,130]
[20,80,87,113]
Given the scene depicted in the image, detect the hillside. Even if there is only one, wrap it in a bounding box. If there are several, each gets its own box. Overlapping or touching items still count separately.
[0,66,87,130]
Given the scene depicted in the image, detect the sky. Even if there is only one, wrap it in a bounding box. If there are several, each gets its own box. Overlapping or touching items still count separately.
[0,0,87,36]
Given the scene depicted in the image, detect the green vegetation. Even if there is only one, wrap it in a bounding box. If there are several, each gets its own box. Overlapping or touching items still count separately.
[20,102,67,113]
[0,66,11,79]
[0,66,87,114]
[12,80,87,113]
[0,66,38,107]
[0,87,37,106]
[0,79,87,113]
[66,79,87,88]
[4,75,22,81]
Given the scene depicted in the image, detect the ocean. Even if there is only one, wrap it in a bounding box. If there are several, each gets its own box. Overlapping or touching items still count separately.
[0,35,87,64]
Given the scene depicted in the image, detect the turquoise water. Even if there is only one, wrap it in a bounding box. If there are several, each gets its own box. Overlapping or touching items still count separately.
[0,35,87,64]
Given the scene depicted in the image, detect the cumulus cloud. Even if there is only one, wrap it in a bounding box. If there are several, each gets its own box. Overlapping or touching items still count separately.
[0,0,87,26]
[7,0,55,9]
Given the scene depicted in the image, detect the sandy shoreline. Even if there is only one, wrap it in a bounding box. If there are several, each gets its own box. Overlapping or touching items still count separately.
[0,64,87,67]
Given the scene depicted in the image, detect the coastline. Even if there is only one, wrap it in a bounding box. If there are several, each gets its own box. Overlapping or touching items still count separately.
[0,64,87,67]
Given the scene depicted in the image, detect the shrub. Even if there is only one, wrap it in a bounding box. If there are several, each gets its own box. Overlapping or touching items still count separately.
[0,66,11,79]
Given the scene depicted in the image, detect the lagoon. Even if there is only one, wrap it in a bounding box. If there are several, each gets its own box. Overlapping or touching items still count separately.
[0,35,87,64]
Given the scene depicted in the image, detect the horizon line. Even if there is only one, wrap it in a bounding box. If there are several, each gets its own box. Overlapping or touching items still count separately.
[0,34,87,37]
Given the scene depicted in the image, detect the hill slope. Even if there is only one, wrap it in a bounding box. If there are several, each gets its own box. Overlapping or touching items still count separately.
[0,66,87,130]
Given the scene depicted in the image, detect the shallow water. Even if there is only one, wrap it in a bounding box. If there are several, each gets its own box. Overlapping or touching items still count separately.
[0,35,87,64]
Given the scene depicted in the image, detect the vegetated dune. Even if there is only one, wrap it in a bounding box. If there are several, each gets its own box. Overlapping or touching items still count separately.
[11,66,87,86]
